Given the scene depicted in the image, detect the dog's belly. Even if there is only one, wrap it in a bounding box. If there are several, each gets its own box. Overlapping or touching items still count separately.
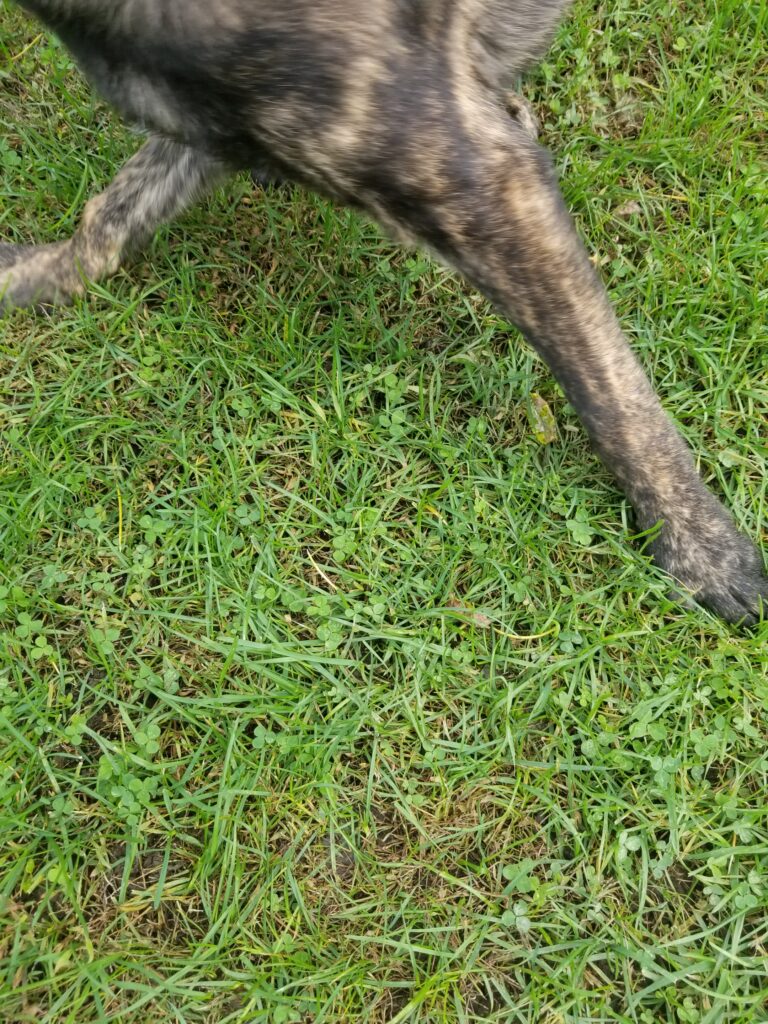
[26,5,354,167]
[19,0,571,170]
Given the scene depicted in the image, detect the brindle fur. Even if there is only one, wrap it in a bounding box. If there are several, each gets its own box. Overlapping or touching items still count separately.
[3,0,766,623]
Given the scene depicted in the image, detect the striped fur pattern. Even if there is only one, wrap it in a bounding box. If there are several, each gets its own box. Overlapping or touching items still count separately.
[3,0,766,622]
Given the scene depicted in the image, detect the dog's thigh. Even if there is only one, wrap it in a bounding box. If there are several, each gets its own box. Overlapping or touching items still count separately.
[356,105,766,623]
[1,136,226,312]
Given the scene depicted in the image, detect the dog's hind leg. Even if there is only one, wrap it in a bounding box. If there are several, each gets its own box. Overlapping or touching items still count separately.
[1,135,225,312]
[0,243,37,270]
[363,104,766,623]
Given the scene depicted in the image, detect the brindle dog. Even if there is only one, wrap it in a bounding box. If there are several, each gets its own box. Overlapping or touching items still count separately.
[2,1,766,623]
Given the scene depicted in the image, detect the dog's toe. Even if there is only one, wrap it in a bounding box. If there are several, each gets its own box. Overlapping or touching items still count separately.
[650,512,767,626]
[703,558,767,626]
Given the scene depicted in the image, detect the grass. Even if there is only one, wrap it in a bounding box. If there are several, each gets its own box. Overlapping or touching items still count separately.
[1,0,767,1021]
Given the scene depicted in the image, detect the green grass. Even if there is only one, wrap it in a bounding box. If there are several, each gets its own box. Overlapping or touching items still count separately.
[1,0,767,1021]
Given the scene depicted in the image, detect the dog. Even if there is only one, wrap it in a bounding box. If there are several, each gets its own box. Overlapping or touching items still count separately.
[2,0,766,623]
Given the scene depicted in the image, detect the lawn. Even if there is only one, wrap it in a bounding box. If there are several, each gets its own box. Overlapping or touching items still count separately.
[1,1,767,1021]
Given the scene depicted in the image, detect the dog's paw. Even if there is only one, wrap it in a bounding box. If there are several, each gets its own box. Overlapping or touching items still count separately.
[648,508,767,625]
[0,242,36,271]
[505,93,540,141]
[0,240,81,312]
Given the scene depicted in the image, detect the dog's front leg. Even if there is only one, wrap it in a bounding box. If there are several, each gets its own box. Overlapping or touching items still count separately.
[368,110,766,623]
[1,135,225,312]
